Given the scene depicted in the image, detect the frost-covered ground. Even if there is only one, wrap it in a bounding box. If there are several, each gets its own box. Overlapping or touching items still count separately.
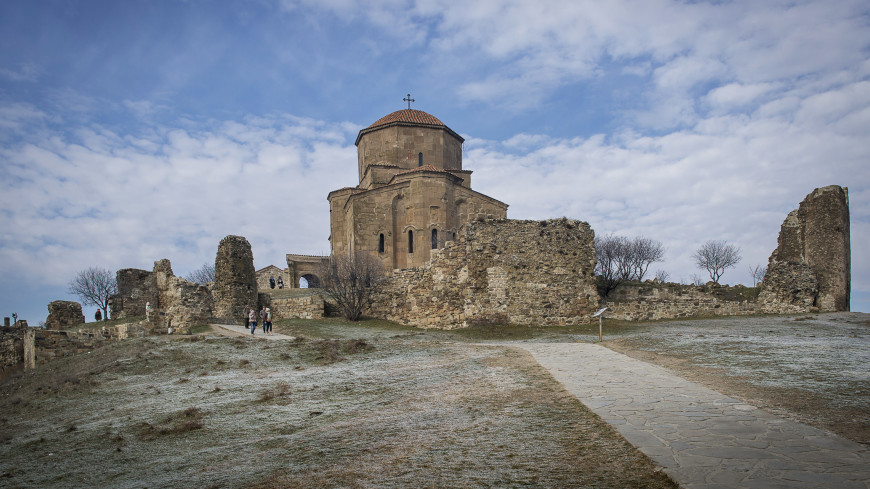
[0,324,674,489]
[2,312,866,488]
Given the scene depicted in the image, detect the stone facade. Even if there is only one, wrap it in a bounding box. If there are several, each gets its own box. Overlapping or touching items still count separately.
[255,265,289,290]
[285,254,328,288]
[759,185,850,313]
[212,235,258,322]
[369,218,599,329]
[44,300,85,330]
[328,109,508,271]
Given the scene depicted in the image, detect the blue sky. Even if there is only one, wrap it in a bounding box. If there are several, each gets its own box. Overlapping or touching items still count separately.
[1,0,868,324]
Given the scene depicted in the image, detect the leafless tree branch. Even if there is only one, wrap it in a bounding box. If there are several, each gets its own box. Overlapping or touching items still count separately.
[68,267,117,320]
[694,240,742,285]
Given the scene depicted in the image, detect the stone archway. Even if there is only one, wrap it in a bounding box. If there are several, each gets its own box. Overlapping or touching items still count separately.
[301,273,321,288]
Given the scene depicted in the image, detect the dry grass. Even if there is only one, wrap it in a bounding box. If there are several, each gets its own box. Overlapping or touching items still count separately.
[136,406,206,440]
[0,332,677,488]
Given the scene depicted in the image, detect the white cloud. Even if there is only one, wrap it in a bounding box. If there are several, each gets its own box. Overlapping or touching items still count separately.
[0,113,357,291]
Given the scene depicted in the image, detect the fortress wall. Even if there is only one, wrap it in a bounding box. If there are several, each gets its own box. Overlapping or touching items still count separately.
[603,283,761,321]
[370,218,600,329]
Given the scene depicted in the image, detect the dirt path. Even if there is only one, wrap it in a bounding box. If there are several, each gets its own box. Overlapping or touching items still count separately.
[209,323,295,340]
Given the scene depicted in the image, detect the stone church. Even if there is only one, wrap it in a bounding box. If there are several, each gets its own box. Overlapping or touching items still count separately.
[328,108,508,269]
[287,107,508,284]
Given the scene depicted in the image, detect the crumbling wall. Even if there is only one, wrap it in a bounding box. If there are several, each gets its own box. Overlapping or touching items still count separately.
[110,268,158,319]
[213,235,258,322]
[44,300,85,330]
[759,185,850,312]
[604,282,760,321]
[1,325,26,374]
[151,259,212,334]
[370,218,599,329]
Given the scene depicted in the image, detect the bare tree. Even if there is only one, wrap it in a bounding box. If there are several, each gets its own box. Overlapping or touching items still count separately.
[318,252,385,321]
[654,269,670,283]
[185,262,216,284]
[629,237,665,281]
[594,234,631,298]
[68,267,117,321]
[690,274,706,286]
[694,240,742,285]
[748,264,767,287]
[595,234,666,297]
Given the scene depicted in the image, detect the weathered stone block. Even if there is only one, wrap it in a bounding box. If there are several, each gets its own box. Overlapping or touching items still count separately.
[44,300,85,330]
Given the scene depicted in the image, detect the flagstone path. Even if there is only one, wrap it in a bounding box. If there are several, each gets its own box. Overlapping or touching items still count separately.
[508,342,870,489]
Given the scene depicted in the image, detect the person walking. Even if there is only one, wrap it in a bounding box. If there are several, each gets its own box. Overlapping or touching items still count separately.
[260,307,267,334]
[248,307,256,335]
[277,277,284,289]
[264,308,272,335]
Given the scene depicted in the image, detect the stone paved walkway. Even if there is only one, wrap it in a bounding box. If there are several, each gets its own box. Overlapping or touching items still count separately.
[509,342,870,489]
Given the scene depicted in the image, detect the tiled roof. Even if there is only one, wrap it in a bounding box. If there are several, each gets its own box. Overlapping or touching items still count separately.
[394,165,448,176]
[356,108,463,145]
[367,109,444,129]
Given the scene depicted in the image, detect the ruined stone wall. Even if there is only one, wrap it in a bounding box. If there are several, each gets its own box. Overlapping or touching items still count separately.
[2,322,150,375]
[150,259,212,334]
[111,268,158,319]
[270,294,325,320]
[369,218,599,329]
[212,235,258,321]
[759,185,850,313]
[603,283,760,321]
[44,300,85,330]
[0,326,26,374]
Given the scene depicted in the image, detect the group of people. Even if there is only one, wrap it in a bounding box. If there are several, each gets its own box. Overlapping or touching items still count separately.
[244,306,273,335]
[268,276,284,289]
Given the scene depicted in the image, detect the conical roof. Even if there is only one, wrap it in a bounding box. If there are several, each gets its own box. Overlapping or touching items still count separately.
[356,108,462,145]
[366,109,445,129]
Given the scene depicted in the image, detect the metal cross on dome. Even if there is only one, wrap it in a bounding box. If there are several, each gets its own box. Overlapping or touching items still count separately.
[403,93,415,109]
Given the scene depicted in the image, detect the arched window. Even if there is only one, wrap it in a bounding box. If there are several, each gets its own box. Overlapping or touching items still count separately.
[431,229,438,249]
[378,233,385,253]
[408,230,414,253]
[418,152,423,167]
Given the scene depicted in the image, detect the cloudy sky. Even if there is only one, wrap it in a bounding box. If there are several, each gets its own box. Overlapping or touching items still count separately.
[1,0,868,323]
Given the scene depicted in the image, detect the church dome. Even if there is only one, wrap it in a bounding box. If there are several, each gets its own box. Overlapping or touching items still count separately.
[367,109,445,129]
[356,108,462,145]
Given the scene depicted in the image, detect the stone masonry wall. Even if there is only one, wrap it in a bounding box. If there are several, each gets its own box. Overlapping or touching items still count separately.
[759,185,850,313]
[44,300,85,330]
[152,259,212,334]
[213,235,258,321]
[604,283,760,321]
[1,326,26,375]
[111,268,158,319]
[369,218,599,329]
[270,294,325,320]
